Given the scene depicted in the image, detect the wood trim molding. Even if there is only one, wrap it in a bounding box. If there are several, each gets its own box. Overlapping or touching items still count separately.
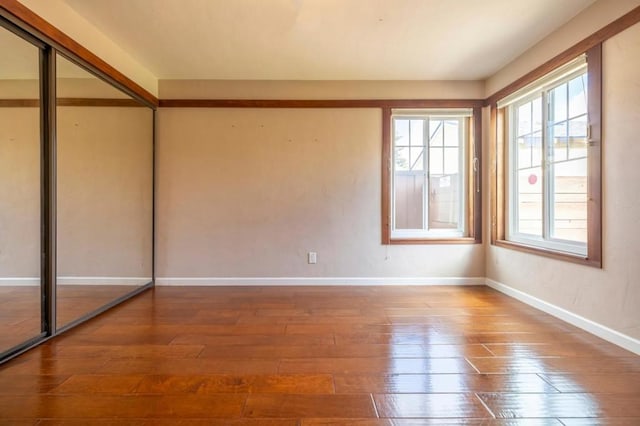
[0,98,38,107]
[485,5,640,106]
[0,0,158,108]
[381,108,392,244]
[159,99,485,109]
[57,98,145,107]
[494,240,600,268]
[490,107,506,244]
[586,43,602,268]
[472,106,482,243]
[0,98,146,107]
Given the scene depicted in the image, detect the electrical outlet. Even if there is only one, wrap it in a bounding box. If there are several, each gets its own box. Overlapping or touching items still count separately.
[308,252,317,264]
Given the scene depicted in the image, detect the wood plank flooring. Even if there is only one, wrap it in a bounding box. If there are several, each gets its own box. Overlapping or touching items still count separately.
[0,285,143,351]
[0,285,639,424]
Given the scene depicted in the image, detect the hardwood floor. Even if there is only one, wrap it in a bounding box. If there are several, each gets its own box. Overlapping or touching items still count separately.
[0,286,40,350]
[0,285,143,351]
[0,285,639,424]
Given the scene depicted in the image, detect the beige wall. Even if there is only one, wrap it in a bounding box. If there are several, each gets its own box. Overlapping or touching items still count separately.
[57,78,129,98]
[0,108,40,277]
[0,78,131,99]
[57,106,154,278]
[484,21,640,340]
[156,107,484,279]
[0,105,153,280]
[0,80,39,98]
[0,46,40,278]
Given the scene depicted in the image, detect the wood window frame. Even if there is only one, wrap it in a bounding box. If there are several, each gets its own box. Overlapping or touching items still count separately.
[489,44,602,267]
[486,5,640,268]
[381,102,482,245]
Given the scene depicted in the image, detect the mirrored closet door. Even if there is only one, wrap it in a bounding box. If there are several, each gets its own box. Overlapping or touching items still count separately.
[0,12,155,363]
[0,24,45,355]
[56,54,153,330]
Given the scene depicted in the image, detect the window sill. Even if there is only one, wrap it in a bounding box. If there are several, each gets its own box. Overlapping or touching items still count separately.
[389,237,480,245]
[493,239,601,268]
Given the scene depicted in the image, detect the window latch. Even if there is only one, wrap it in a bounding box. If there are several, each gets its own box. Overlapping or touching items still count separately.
[587,124,592,140]
[587,125,597,146]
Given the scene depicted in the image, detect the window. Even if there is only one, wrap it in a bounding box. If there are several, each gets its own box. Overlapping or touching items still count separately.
[382,106,481,244]
[492,46,602,265]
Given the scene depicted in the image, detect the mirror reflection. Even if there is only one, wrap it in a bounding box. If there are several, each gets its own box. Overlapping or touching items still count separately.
[56,55,153,329]
[0,25,43,353]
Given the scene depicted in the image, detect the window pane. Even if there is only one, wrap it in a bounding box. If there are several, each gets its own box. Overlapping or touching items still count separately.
[429,174,459,230]
[568,117,588,160]
[568,74,587,118]
[532,97,542,132]
[394,173,424,230]
[517,133,542,169]
[517,137,531,169]
[390,109,468,238]
[429,147,443,175]
[551,83,568,124]
[410,147,424,171]
[516,167,543,237]
[552,158,587,242]
[444,148,459,175]
[394,147,410,171]
[551,122,568,162]
[501,57,595,258]
[394,119,409,146]
[443,120,459,147]
[530,132,542,167]
[517,102,532,136]
[410,119,424,146]
[429,120,444,146]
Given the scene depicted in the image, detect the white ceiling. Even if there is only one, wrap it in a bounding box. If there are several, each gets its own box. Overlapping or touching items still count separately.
[61,0,596,81]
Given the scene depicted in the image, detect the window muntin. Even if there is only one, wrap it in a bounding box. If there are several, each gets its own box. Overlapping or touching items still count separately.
[391,110,469,239]
[506,64,588,255]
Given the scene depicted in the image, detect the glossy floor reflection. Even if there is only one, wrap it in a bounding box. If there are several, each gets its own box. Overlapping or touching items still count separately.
[0,285,639,423]
[0,285,142,352]
[0,286,41,351]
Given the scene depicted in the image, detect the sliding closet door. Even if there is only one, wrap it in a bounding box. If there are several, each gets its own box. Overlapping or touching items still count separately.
[0,24,44,354]
[0,8,155,364]
[55,54,153,330]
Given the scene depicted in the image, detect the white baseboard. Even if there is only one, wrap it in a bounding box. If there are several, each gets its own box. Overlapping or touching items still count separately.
[0,277,40,286]
[58,277,151,286]
[486,278,640,356]
[0,277,151,286]
[156,276,486,286]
